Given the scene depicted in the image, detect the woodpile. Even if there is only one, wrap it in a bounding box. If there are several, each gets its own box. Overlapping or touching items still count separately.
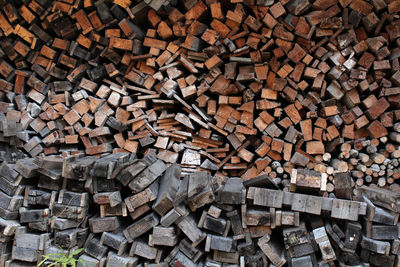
[0,0,398,178]
[2,152,399,267]
[0,0,399,266]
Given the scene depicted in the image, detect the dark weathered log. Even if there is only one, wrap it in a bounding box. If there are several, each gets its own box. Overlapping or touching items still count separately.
[258,234,286,267]
[150,226,178,247]
[177,215,205,247]
[128,159,166,193]
[123,213,159,243]
[84,234,108,260]
[218,178,245,205]
[152,163,181,216]
[89,216,121,234]
[187,171,215,211]
[55,228,88,249]
[100,231,128,256]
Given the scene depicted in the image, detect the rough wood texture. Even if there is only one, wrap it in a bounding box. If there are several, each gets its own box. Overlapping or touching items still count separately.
[0,0,399,266]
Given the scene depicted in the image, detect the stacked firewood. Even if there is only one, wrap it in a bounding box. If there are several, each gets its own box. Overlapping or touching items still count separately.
[273,135,400,194]
[0,0,400,266]
[0,152,398,267]
[0,0,399,179]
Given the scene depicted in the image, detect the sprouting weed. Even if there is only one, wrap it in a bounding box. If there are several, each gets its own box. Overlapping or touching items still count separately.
[37,248,85,267]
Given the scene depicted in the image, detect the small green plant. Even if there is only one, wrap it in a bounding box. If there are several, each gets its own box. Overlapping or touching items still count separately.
[38,248,85,267]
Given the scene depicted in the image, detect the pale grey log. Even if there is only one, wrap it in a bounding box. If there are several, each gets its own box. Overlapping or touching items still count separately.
[11,246,39,262]
[363,195,399,225]
[356,186,400,213]
[281,211,298,226]
[312,227,336,263]
[125,182,158,212]
[282,191,294,206]
[257,235,286,267]
[291,194,322,215]
[208,205,222,218]
[187,172,215,211]
[209,235,235,252]
[50,216,81,230]
[360,236,391,255]
[84,235,108,260]
[325,222,345,250]
[15,232,49,250]
[0,163,19,183]
[152,163,181,216]
[116,160,148,186]
[200,159,218,171]
[331,199,360,221]
[172,175,189,206]
[288,255,314,267]
[13,158,37,178]
[19,207,49,223]
[151,226,178,247]
[253,188,283,208]
[219,178,245,205]
[0,218,20,236]
[0,176,23,196]
[100,231,128,256]
[226,210,244,240]
[128,160,166,193]
[123,213,159,242]
[33,156,63,180]
[91,152,130,179]
[0,191,23,211]
[129,241,157,260]
[370,225,398,240]
[160,205,188,227]
[106,252,138,267]
[290,152,310,167]
[177,215,206,247]
[51,204,88,220]
[89,216,120,234]
[178,238,203,263]
[327,81,344,100]
[78,254,100,267]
